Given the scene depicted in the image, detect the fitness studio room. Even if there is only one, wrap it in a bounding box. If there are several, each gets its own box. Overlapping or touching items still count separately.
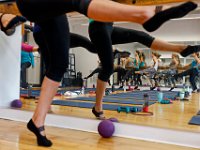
[1,0,200,150]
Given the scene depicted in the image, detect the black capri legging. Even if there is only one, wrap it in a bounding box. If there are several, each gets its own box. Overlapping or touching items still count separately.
[33,20,97,81]
[89,21,155,82]
[16,0,92,82]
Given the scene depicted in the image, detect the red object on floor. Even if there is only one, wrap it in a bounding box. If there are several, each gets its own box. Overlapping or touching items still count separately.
[143,106,149,112]
[55,93,62,96]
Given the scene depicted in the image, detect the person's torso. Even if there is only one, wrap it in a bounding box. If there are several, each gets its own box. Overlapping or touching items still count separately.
[133,59,140,70]
[21,51,32,64]
[191,60,198,68]
[169,61,177,69]
[151,60,158,71]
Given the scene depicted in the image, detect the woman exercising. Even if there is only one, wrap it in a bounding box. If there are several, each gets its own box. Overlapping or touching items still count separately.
[120,50,141,86]
[135,51,147,87]
[175,52,200,93]
[135,52,161,90]
[15,0,197,147]
[159,54,181,91]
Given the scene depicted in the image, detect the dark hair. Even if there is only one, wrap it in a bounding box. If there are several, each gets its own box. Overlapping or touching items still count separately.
[125,51,131,56]
[139,52,146,61]
[152,52,161,58]
[135,50,140,55]
[172,53,180,65]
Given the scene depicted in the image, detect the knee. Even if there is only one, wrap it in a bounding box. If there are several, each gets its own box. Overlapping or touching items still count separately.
[46,63,68,82]
[76,0,92,16]
[98,65,114,82]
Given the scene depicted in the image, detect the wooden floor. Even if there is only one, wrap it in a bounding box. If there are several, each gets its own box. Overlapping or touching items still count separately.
[21,91,200,133]
[0,119,198,150]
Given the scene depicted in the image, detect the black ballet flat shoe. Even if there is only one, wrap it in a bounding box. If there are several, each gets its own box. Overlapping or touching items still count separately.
[143,2,197,32]
[180,45,200,57]
[0,14,26,36]
[92,107,105,120]
[169,87,175,91]
[27,119,52,147]
[150,87,156,90]
[118,85,124,89]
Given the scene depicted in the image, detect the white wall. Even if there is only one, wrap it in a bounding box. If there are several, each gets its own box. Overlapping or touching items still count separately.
[0,27,21,107]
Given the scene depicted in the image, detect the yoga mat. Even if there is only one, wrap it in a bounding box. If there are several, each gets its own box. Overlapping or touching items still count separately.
[189,116,200,125]
[67,97,156,105]
[20,89,71,96]
[20,90,40,97]
[106,91,178,100]
[52,100,143,111]
[20,88,95,96]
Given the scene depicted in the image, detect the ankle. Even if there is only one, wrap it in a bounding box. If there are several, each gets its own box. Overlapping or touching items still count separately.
[139,9,155,24]
[32,118,44,128]
[94,106,102,112]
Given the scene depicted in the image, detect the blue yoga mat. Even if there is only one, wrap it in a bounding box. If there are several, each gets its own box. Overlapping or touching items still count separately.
[20,89,70,97]
[52,100,143,111]
[106,91,178,100]
[189,116,200,125]
[20,90,40,97]
[20,88,96,97]
[20,88,178,101]
[68,97,156,105]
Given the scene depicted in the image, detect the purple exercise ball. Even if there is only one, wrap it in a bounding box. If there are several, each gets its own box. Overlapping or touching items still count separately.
[98,120,115,138]
[157,87,161,91]
[11,99,22,108]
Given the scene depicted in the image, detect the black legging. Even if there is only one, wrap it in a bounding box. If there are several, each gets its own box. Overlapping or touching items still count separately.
[85,66,126,79]
[121,68,139,84]
[89,21,155,82]
[70,33,96,54]
[85,67,102,79]
[177,68,199,90]
[21,62,31,87]
[136,74,142,85]
[16,0,92,82]
[33,22,97,81]
[16,0,91,22]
